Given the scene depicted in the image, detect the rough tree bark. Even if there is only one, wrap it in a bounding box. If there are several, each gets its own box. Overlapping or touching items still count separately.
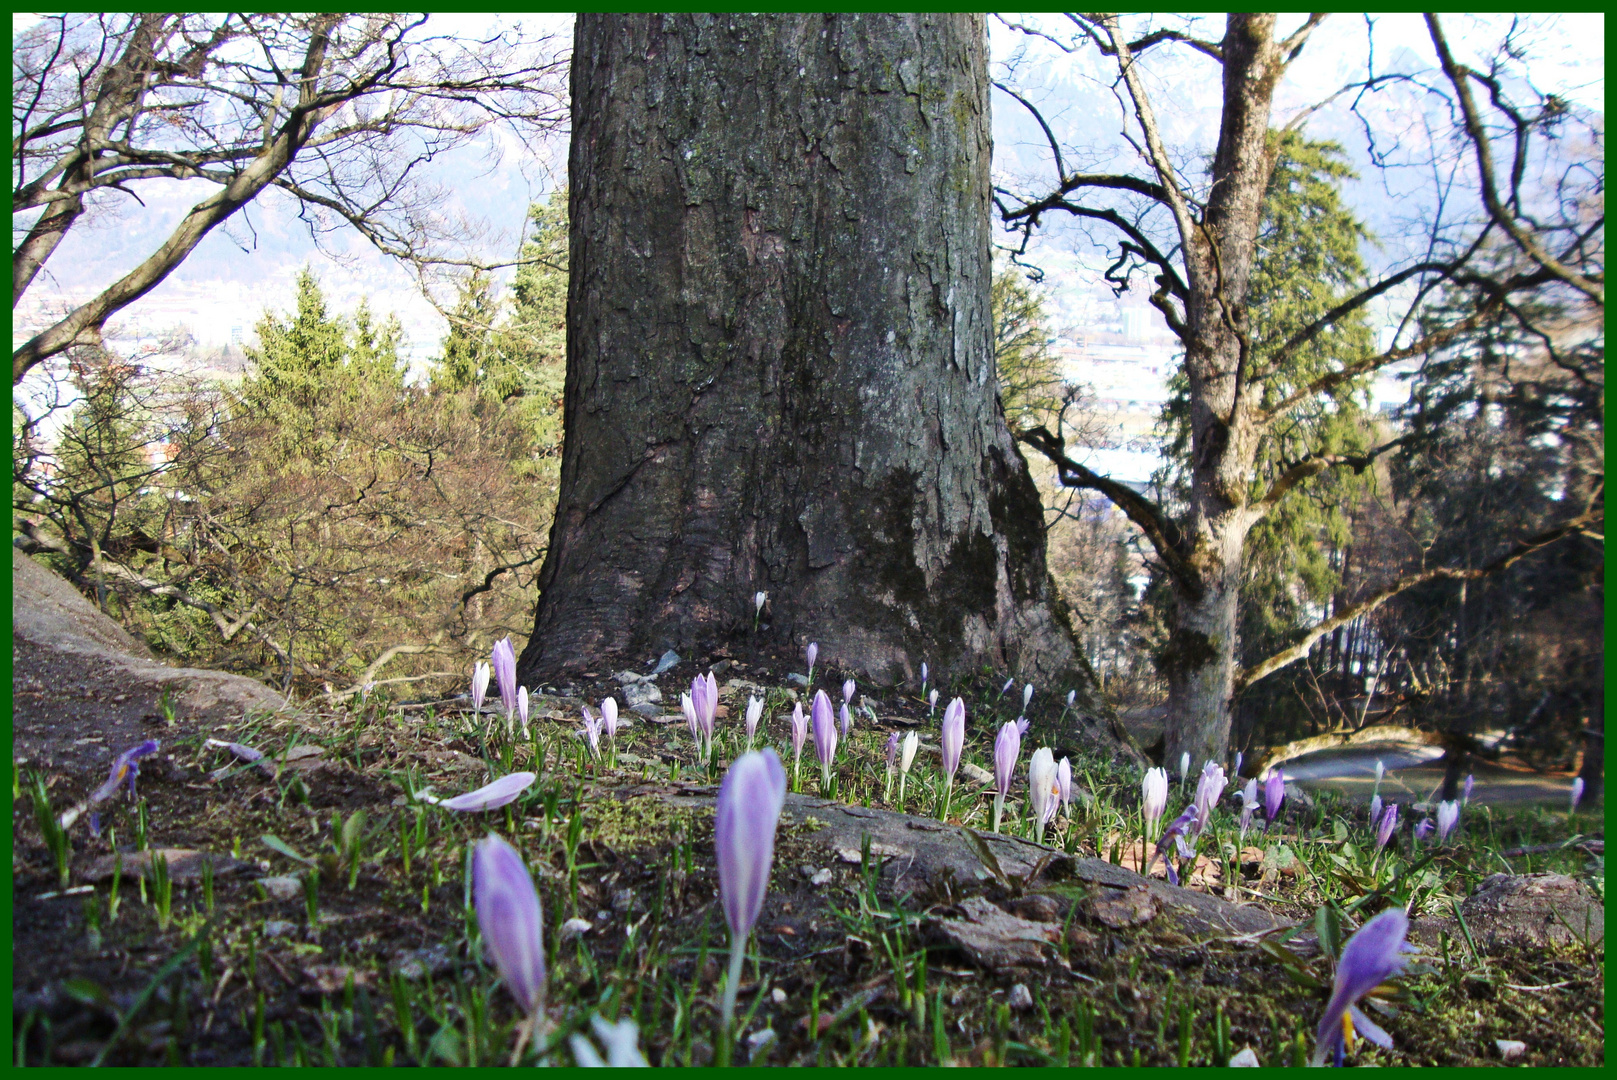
[520,13,1130,753]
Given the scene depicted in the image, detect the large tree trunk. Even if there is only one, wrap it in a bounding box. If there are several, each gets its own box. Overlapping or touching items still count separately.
[521,13,1125,750]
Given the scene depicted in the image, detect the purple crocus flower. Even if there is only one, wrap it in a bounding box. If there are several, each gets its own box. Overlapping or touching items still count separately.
[601,697,619,739]
[1233,751,1243,778]
[991,720,1022,832]
[1142,767,1169,836]
[1264,770,1285,823]
[582,707,603,758]
[1375,804,1398,851]
[690,672,718,758]
[1414,818,1433,843]
[87,739,161,834]
[1028,748,1059,842]
[437,771,536,812]
[940,697,965,781]
[790,700,808,770]
[714,749,787,1029]
[840,701,852,742]
[744,695,764,749]
[885,731,901,772]
[1435,800,1460,843]
[1151,805,1200,885]
[811,689,837,788]
[1369,794,1383,835]
[1238,778,1259,833]
[1000,677,1015,697]
[1570,777,1585,812]
[1462,773,1474,805]
[1311,907,1415,1066]
[491,636,518,720]
[473,833,546,1017]
[681,691,699,745]
[472,660,491,713]
[1193,761,1227,827]
[843,679,856,706]
[919,662,928,691]
[805,642,818,679]
[1014,716,1030,737]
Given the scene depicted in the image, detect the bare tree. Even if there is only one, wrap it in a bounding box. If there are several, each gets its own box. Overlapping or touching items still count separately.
[993,13,1603,766]
[12,13,568,383]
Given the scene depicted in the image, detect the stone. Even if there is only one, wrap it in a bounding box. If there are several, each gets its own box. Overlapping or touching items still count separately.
[390,944,455,982]
[83,848,253,885]
[303,965,372,995]
[1229,1048,1261,1066]
[1411,872,1603,949]
[932,896,1060,969]
[1007,983,1034,1011]
[622,681,662,708]
[960,763,993,785]
[809,868,833,886]
[264,920,297,938]
[259,875,305,901]
[630,703,663,718]
[1495,1040,1526,1062]
[559,917,593,941]
[745,1028,778,1062]
[1086,884,1160,929]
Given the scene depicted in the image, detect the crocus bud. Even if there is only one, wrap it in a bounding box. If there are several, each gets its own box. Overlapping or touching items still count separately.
[441,772,536,813]
[1414,818,1433,842]
[1570,777,1585,811]
[941,697,966,781]
[1462,774,1474,805]
[885,731,901,772]
[928,688,939,713]
[582,708,603,757]
[492,636,518,718]
[840,702,852,741]
[1142,767,1169,830]
[805,642,818,676]
[811,689,837,777]
[899,731,919,774]
[1310,908,1414,1066]
[1065,689,1076,709]
[1233,751,1243,778]
[843,679,856,706]
[1264,770,1285,822]
[1180,751,1191,780]
[1022,683,1034,710]
[1374,759,1384,788]
[1436,800,1460,842]
[472,660,491,712]
[1193,762,1227,828]
[473,833,546,1017]
[993,720,1021,798]
[920,662,928,688]
[517,686,530,731]
[601,697,619,738]
[681,692,698,742]
[1375,804,1398,851]
[1057,757,1073,813]
[1028,748,1059,840]
[790,701,807,763]
[754,591,767,614]
[1369,794,1383,834]
[1000,677,1015,697]
[745,696,764,744]
[715,749,787,1027]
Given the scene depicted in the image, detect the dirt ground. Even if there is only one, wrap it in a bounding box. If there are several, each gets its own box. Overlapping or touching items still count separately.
[11,648,1605,1066]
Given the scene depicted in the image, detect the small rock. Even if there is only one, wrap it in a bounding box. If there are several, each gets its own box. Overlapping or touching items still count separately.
[303,965,372,995]
[1086,884,1159,928]
[810,868,833,886]
[613,670,648,686]
[1007,983,1034,1011]
[390,944,455,982]
[1459,872,1603,948]
[960,763,993,785]
[623,682,662,708]
[652,650,680,675]
[771,987,787,1005]
[1066,924,1099,950]
[1495,1040,1526,1062]
[260,875,304,901]
[264,920,297,939]
[559,917,593,941]
[1009,894,1063,923]
[835,841,907,863]
[1229,1047,1261,1066]
[745,1028,777,1062]
[787,673,810,687]
[83,848,251,885]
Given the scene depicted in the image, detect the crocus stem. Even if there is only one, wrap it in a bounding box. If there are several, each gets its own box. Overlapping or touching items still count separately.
[720,935,746,1036]
[898,773,907,812]
[992,794,1004,834]
[940,780,953,823]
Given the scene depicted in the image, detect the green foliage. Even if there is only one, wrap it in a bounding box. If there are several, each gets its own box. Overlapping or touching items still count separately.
[991,263,1065,434]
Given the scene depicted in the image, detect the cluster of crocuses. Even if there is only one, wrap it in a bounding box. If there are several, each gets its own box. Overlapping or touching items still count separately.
[681,671,719,764]
[1143,761,1286,887]
[473,636,532,735]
